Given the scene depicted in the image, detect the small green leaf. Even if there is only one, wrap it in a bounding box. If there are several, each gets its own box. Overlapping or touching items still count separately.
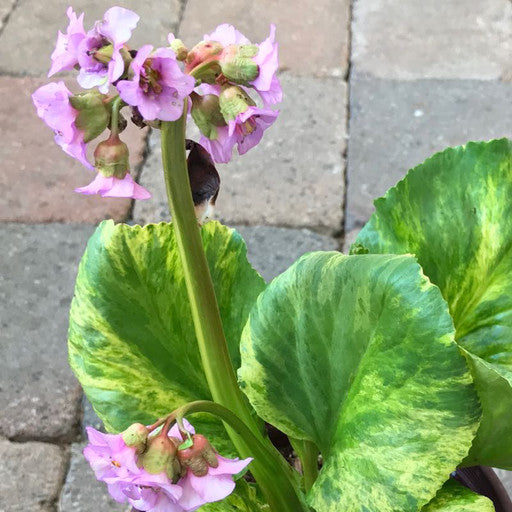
[68,220,265,453]
[353,139,512,468]
[421,479,495,511]
[239,252,480,512]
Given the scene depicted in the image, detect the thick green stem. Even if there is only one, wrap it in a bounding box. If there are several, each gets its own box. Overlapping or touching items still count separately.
[292,439,319,492]
[160,114,307,512]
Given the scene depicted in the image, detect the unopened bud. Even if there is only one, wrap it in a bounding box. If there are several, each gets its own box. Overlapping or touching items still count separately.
[191,93,226,139]
[169,38,188,61]
[219,44,259,85]
[69,91,109,143]
[218,85,255,122]
[139,435,179,477]
[122,423,148,454]
[178,434,219,477]
[94,134,129,178]
[185,41,223,81]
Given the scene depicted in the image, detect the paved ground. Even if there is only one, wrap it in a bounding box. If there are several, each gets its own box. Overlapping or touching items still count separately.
[1,0,511,510]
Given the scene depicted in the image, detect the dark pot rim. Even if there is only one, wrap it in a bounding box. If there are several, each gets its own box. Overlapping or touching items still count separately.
[454,466,512,512]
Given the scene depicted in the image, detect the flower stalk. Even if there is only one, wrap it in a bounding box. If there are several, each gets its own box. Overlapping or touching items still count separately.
[160,111,308,512]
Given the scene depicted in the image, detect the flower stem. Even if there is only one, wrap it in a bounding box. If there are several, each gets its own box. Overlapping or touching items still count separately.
[160,112,307,512]
[109,96,122,137]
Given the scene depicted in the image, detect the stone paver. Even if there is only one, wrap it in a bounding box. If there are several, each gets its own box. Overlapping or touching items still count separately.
[0,223,94,442]
[0,0,181,76]
[237,225,339,281]
[60,443,128,512]
[134,74,346,231]
[0,76,148,223]
[0,439,67,512]
[180,0,350,77]
[346,75,512,231]
[352,0,512,80]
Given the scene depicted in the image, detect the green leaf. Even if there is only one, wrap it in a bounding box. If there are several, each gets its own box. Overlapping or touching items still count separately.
[421,479,495,511]
[238,252,480,512]
[68,220,265,452]
[352,139,512,468]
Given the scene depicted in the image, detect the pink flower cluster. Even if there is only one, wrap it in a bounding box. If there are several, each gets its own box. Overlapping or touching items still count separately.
[84,420,251,511]
[32,6,282,200]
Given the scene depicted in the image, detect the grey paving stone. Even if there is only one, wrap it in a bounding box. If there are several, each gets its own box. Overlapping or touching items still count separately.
[352,0,512,80]
[0,0,181,76]
[235,225,338,282]
[59,442,129,512]
[134,74,346,232]
[0,223,94,442]
[0,439,67,512]
[346,75,512,231]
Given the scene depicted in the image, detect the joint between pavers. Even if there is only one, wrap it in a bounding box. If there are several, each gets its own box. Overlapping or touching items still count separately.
[126,129,152,223]
[0,0,19,39]
[340,0,355,250]
[176,0,189,36]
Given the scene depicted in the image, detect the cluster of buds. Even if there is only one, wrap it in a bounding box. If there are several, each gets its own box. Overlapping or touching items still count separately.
[84,418,252,511]
[32,6,281,199]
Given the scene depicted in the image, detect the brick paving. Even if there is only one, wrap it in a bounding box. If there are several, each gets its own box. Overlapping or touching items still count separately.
[1,0,511,510]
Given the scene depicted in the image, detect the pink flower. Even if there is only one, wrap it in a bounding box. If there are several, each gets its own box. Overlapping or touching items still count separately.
[48,7,86,77]
[205,24,282,106]
[250,25,282,106]
[84,426,183,510]
[203,23,250,46]
[84,420,251,511]
[200,106,278,163]
[117,45,195,121]
[32,81,92,169]
[77,7,139,93]
[75,172,151,199]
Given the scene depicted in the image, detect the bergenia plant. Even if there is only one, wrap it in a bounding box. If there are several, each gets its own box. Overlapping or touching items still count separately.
[33,6,512,512]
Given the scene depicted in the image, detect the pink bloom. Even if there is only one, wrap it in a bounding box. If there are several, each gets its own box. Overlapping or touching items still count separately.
[250,25,282,106]
[117,45,195,121]
[200,106,278,163]
[32,81,92,169]
[203,23,250,46]
[48,7,86,77]
[77,7,139,93]
[83,420,250,511]
[75,172,151,199]
[84,426,183,511]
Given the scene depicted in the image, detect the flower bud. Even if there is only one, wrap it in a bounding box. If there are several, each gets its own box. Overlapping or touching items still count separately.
[122,423,148,454]
[178,434,219,477]
[219,44,259,85]
[191,93,226,139]
[185,41,223,81]
[69,91,109,143]
[94,134,130,178]
[169,38,188,61]
[218,85,255,122]
[139,434,181,482]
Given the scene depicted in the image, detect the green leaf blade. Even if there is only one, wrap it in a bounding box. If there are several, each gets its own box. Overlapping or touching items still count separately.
[353,139,512,467]
[239,252,480,511]
[422,480,495,512]
[68,220,265,452]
